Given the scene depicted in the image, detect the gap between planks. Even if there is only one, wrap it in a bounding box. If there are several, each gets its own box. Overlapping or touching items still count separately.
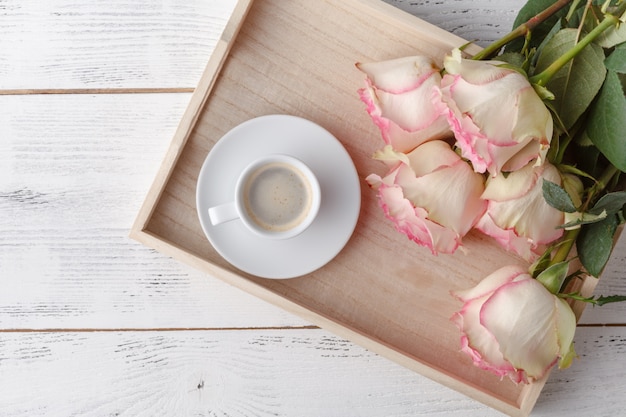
[0,326,321,333]
[0,88,195,95]
[1,324,624,333]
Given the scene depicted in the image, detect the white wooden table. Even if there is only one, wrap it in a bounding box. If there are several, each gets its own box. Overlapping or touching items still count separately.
[1,1,625,415]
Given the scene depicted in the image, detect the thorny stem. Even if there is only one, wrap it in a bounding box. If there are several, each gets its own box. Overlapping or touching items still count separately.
[472,0,573,60]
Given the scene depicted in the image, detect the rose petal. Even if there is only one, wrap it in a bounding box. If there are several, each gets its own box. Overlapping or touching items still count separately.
[394,141,486,235]
[481,162,538,202]
[357,56,451,153]
[374,181,462,254]
[367,141,485,254]
[451,295,517,379]
[452,264,526,302]
[502,138,549,173]
[443,48,509,84]
[486,164,564,244]
[358,84,448,153]
[374,83,445,133]
[445,76,525,145]
[480,278,562,381]
[554,298,577,362]
[439,49,553,176]
[405,165,486,235]
[371,144,410,168]
[475,213,539,262]
[357,55,440,94]
[511,85,553,148]
[404,140,460,176]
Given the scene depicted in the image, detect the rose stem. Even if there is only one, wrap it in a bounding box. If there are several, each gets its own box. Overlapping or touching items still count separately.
[472,0,573,61]
[530,2,626,86]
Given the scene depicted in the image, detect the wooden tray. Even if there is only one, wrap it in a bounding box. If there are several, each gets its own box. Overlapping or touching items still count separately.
[130,0,596,415]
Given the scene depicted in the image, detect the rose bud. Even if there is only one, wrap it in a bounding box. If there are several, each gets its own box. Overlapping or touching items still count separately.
[476,162,567,261]
[438,49,553,176]
[357,55,451,153]
[366,141,486,254]
[451,264,577,384]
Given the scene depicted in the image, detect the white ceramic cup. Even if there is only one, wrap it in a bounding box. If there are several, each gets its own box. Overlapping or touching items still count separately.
[208,154,321,240]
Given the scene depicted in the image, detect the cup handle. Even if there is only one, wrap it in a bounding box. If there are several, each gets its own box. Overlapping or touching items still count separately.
[208,202,239,226]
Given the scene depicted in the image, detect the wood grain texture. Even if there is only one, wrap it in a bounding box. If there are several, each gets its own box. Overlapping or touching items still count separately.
[130,0,539,412]
[0,0,236,89]
[1,327,624,417]
[536,327,626,416]
[1,0,625,416]
[0,93,308,329]
[387,0,527,46]
[129,0,625,414]
[0,0,527,90]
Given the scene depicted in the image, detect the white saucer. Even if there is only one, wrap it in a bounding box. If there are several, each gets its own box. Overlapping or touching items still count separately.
[196,115,361,279]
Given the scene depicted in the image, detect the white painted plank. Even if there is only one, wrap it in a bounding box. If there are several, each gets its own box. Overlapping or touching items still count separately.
[534,326,626,415]
[0,0,236,89]
[0,0,527,90]
[0,327,624,416]
[0,1,624,416]
[0,93,309,329]
[2,93,624,329]
[388,0,527,46]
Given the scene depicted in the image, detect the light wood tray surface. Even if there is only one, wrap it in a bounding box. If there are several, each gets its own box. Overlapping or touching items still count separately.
[131,1,595,415]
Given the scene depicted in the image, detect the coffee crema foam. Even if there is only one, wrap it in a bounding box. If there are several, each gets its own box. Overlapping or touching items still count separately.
[243,162,312,232]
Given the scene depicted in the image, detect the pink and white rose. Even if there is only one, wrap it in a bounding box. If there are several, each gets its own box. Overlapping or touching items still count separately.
[451,265,577,384]
[366,140,486,254]
[438,49,553,176]
[357,56,451,153]
[476,162,568,261]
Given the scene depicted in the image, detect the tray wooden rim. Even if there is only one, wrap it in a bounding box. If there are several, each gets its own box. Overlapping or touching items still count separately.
[129,1,597,415]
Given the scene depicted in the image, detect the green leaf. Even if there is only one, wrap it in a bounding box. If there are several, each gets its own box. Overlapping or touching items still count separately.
[534,28,607,129]
[605,42,626,74]
[561,169,584,207]
[543,180,578,212]
[558,292,626,306]
[619,72,626,92]
[595,18,626,48]
[572,135,603,178]
[595,294,626,306]
[577,214,619,276]
[586,70,626,172]
[560,210,607,229]
[529,248,555,277]
[589,191,626,215]
[559,342,576,369]
[497,52,527,68]
[532,18,565,66]
[506,0,570,53]
[537,261,570,294]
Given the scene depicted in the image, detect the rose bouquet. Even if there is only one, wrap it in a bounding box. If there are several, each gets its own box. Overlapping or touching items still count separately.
[358,0,626,384]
